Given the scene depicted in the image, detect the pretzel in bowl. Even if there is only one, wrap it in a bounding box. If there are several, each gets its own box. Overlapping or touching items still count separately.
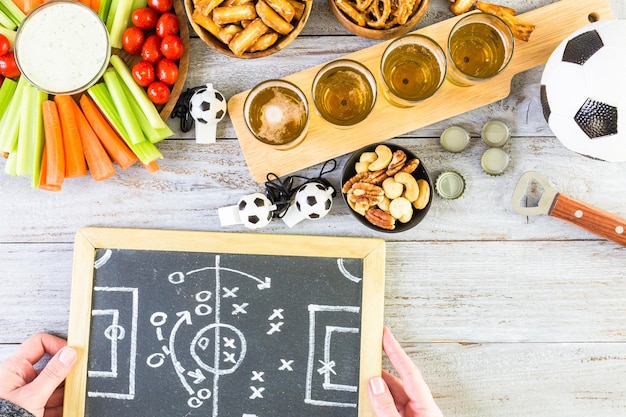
[335,0,421,30]
[191,0,306,56]
[448,0,536,41]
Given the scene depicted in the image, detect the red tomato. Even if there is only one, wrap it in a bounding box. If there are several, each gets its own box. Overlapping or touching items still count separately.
[160,35,184,60]
[132,61,156,87]
[0,35,10,56]
[147,0,172,13]
[155,12,179,37]
[0,52,20,78]
[155,58,178,85]
[131,7,159,30]
[147,81,170,105]
[122,26,145,55]
[141,35,163,64]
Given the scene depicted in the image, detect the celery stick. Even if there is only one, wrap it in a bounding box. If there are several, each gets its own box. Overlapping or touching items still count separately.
[16,83,35,176]
[122,79,173,143]
[109,55,166,130]
[31,90,47,187]
[98,0,113,23]
[103,68,146,144]
[0,76,28,153]
[0,9,16,30]
[108,0,133,49]
[0,26,15,47]
[0,0,25,26]
[105,0,120,32]
[0,77,17,119]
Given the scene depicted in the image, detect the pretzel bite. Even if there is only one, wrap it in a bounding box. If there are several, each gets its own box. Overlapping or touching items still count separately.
[192,9,222,38]
[218,24,244,43]
[335,0,366,26]
[265,0,296,22]
[248,31,279,52]
[256,0,293,35]
[197,0,226,15]
[212,3,257,25]
[287,0,305,20]
[365,0,392,28]
[229,17,269,56]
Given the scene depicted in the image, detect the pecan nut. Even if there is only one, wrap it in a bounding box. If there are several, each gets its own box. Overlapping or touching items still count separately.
[365,208,396,230]
[400,158,419,174]
[386,150,407,176]
[348,182,384,206]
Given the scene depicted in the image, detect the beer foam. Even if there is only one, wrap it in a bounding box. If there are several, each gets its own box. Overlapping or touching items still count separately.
[258,88,305,144]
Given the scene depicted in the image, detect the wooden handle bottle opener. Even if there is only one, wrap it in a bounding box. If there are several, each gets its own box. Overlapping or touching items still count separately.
[512,171,626,246]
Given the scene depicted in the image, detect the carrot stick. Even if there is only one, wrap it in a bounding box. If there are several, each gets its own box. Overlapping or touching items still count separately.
[41,100,65,188]
[11,0,26,14]
[90,0,100,13]
[39,147,62,191]
[78,0,90,8]
[72,98,116,181]
[143,160,160,173]
[79,94,137,170]
[23,0,43,13]
[54,95,87,178]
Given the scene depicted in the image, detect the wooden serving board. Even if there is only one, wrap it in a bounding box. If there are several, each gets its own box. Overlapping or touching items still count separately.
[228,0,614,183]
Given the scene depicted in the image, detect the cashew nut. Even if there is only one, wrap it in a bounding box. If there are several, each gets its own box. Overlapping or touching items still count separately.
[413,179,430,210]
[355,161,370,173]
[382,178,404,199]
[389,197,413,223]
[394,171,420,202]
[368,145,393,171]
[359,152,378,163]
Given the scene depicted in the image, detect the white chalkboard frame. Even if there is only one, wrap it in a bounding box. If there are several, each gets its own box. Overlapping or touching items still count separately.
[64,227,386,417]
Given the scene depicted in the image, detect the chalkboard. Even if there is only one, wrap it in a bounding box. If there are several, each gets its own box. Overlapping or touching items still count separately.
[65,228,385,417]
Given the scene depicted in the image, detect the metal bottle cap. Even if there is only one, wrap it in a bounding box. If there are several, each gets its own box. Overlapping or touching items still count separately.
[481,148,510,175]
[440,125,470,153]
[481,120,510,147]
[435,170,465,199]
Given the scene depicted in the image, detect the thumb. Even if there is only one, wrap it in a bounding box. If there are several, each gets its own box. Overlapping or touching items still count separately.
[29,346,77,399]
[368,376,401,417]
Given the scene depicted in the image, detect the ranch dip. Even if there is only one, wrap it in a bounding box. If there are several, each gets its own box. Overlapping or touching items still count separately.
[15,1,110,94]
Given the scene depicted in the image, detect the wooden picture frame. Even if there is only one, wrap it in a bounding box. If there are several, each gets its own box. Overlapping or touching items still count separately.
[64,227,385,417]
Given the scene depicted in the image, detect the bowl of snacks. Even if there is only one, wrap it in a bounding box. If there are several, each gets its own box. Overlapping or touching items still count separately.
[328,0,429,40]
[184,0,312,58]
[341,143,432,232]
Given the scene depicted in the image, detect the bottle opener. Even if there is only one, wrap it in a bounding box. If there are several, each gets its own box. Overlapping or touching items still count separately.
[512,171,626,246]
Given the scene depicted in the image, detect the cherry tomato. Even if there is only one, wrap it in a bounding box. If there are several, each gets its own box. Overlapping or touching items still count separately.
[132,61,156,87]
[155,58,178,85]
[160,34,184,60]
[0,35,10,56]
[122,26,145,55]
[155,12,179,37]
[0,52,20,78]
[131,7,159,30]
[141,35,163,64]
[147,0,172,13]
[147,81,170,105]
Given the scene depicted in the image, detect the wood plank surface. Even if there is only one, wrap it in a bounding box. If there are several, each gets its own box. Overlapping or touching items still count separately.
[0,0,625,416]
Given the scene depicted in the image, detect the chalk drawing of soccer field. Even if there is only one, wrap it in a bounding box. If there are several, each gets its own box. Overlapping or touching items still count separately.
[87,287,138,400]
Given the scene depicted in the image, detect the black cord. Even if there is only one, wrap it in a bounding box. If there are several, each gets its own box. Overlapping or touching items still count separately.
[170,85,207,133]
[264,159,338,218]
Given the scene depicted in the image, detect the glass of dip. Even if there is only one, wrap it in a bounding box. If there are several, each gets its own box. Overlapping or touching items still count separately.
[15,0,110,95]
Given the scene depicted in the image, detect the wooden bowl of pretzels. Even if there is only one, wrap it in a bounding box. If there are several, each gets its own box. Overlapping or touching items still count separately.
[185,0,312,58]
[329,0,429,40]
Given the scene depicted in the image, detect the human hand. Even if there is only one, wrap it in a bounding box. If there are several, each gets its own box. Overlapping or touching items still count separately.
[368,328,443,417]
[0,333,77,417]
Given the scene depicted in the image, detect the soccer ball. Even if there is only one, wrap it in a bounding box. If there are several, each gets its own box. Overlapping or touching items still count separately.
[540,19,626,162]
[282,181,335,228]
[189,83,227,144]
[237,193,276,229]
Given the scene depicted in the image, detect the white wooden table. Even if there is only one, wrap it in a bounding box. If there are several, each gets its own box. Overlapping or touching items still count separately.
[1,0,625,415]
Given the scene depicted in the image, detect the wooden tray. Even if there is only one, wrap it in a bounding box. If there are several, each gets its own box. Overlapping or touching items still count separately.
[228,0,614,183]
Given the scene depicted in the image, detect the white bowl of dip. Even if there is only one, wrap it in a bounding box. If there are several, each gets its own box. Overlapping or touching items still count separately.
[15,0,110,95]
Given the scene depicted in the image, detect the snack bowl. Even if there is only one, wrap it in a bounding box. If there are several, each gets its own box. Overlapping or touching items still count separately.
[341,143,432,233]
[328,0,429,40]
[184,0,312,59]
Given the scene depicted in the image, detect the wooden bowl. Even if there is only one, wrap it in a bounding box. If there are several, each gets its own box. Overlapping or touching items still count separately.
[328,0,429,40]
[115,0,190,120]
[183,0,312,59]
[341,143,433,233]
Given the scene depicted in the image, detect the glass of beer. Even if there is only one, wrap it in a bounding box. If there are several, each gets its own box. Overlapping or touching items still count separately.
[446,12,514,87]
[312,59,377,128]
[380,34,447,107]
[244,79,310,150]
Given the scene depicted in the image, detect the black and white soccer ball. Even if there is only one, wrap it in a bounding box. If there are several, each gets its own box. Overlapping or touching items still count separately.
[190,84,227,125]
[540,19,626,162]
[281,181,334,227]
[238,193,276,229]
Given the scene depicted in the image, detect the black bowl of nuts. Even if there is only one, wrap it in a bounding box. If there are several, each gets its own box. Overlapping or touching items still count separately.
[341,143,432,232]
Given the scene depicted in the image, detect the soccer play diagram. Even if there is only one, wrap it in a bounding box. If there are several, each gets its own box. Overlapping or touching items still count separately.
[86,250,364,417]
